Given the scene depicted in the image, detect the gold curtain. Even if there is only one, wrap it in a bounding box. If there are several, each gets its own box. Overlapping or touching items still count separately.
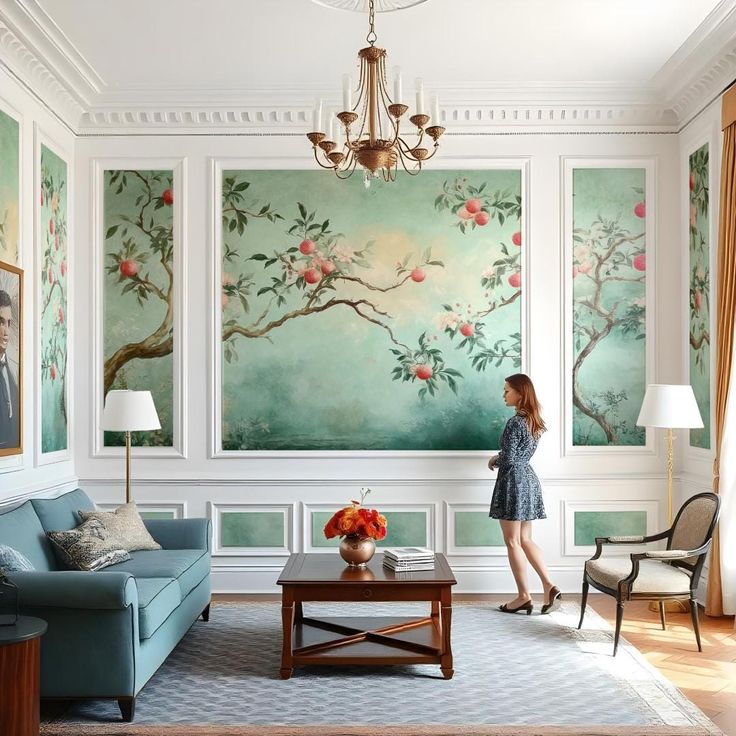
[706,86,736,616]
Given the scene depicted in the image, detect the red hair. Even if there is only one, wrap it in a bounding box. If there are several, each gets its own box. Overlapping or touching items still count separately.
[505,373,546,439]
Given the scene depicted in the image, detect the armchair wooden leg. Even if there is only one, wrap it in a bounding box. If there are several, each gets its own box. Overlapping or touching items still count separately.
[658,601,666,631]
[613,601,624,657]
[689,598,702,652]
[578,580,589,630]
[118,697,135,722]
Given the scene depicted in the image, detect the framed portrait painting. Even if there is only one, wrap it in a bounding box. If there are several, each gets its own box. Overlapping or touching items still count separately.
[0,260,22,456]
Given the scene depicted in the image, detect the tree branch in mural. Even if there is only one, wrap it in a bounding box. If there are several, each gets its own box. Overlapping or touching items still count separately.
[435,177,522,369]
[689,147,710,366]
[104,170,173,395]
[572,197,646,444]
[221,176,461,396]
[41,168,67,421]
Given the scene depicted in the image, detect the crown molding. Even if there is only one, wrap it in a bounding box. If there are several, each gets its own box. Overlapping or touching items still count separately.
[0,13,85,129]
[0,2,734,134]
[655,0,736,127]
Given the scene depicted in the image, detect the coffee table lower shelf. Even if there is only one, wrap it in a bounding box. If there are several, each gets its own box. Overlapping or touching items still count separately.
[282,614,452,679]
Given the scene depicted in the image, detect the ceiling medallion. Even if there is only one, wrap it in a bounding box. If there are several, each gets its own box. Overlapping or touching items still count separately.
[306,0,444,185]
[311,0,429,12]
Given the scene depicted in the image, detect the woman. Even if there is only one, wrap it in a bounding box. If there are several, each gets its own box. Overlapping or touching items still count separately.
[488,373,561,615]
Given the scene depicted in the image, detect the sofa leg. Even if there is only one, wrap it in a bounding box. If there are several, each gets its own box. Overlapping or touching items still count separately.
[201,603,211,622]
[118,697,135,722]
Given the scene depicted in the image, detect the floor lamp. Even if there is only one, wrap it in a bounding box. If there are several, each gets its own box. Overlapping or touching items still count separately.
[102,390,161,504]
[637,384,703,612]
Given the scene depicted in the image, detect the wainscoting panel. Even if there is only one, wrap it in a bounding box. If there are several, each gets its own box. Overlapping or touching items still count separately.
[446,503,506,556]
[563,499,659,556]
[209,502,294,557]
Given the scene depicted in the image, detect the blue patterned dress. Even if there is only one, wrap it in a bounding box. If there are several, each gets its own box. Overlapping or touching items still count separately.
[489,414,546,521]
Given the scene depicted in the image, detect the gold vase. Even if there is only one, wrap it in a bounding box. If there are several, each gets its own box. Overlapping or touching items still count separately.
[339,535,376,568]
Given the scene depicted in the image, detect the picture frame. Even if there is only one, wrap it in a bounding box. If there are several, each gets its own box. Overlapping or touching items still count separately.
[0,259,22,457]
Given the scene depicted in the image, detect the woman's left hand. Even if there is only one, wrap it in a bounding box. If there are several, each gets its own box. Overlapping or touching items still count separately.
[488,454,499,470]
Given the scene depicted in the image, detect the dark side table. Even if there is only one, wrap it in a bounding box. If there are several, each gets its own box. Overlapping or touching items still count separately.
[0,616,47,736]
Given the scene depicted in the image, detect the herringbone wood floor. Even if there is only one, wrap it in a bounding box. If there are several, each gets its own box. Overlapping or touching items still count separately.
[214,593,736,734]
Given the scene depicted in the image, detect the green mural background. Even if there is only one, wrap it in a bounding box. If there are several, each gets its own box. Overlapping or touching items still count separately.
[103,170,174,447]
[40,144,68,453]
[220,170,523,451]
[0,108,19,264]
[572,168,647,446]
[689,144,710,449]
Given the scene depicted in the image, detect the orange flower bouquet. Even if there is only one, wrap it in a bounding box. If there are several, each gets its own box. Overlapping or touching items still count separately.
[324,488,387,567]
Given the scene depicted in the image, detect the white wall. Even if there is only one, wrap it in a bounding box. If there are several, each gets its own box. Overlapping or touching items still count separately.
[676,95,723,600]
[0,65,77,505]
[74,130,682,593]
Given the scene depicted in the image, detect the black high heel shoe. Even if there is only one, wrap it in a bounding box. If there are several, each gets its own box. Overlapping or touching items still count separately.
[499,600,533,615]
[540,586,562,615]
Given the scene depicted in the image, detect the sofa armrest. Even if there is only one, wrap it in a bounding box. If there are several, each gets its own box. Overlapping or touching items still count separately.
[143,518,211,551]
[8,571,137,610]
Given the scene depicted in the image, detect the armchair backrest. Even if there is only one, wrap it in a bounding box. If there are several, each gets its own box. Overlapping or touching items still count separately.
[669,492,720,572]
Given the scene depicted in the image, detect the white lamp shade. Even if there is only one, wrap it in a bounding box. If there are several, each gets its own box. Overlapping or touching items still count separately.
[636,384,704,429]
[102,390,161,432]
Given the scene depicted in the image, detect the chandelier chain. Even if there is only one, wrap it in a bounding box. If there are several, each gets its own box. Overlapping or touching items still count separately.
[366,0,377,45]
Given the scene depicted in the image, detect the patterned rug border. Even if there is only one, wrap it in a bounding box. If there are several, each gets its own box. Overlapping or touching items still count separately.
[39,724,723,735]
[40,600,724,736]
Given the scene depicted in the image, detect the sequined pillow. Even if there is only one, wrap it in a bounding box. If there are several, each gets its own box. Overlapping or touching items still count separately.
[47,518,130,571]
[78,503,161,552]
[0,544,35,574]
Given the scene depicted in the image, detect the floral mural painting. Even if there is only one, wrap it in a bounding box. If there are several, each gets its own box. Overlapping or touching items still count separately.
[689,144,710,449]
[571,168,647,446]
[0,108,19,265]
[220,170,523,451]
[40,144,69,454]
[103,169,174,447]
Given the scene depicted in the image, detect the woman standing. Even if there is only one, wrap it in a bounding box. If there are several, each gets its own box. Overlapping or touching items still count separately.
[488,373,561,615]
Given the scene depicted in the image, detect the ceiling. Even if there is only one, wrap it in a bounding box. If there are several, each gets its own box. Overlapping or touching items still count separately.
[32,0,725,95]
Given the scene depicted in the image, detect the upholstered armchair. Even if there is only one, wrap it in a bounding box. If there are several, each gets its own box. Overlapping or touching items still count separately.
[577,492,720,656]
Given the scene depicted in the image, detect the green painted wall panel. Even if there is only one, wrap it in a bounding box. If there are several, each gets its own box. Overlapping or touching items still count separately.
[312,510,427,548]
[139,510,177,520]
[454,511,504,547]
[221,511,285,548]
[574,510,647,546]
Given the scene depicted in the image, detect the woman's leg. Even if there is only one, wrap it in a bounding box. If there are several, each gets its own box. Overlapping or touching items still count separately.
[499,519,531,605]
[519,521,555,602]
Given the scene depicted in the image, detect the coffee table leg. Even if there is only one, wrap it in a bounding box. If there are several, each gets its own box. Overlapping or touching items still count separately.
[295,601,303,622]
[280,589,295,679]
[440,587,453,680]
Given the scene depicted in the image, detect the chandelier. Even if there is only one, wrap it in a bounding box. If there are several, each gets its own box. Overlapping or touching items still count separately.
[306,0,445,183]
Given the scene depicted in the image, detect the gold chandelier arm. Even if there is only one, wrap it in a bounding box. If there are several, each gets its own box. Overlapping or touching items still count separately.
[334,156,359,179]
[312,146,339,170]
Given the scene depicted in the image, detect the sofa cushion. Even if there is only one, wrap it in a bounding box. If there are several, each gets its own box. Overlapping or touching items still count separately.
[47,519,131,572]
[32,489,95,533]
[0,501,55,571]
[106,549,209,598]
[0,543,35,573]
[79,504,161,553]
[585,558,692,594]
[136,577,181,640]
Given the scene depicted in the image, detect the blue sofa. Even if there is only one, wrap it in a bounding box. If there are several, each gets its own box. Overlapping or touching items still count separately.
[0,488,211,722]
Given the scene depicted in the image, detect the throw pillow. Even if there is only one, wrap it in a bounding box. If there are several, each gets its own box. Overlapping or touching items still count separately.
[47,519,131,571]
[0,544,35,574]
[78,503,161,552]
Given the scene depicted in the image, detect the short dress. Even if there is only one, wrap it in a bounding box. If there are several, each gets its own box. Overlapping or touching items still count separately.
[489,414,546,521]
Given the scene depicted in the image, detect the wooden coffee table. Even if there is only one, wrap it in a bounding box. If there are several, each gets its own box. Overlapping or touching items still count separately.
[277,552,456,680]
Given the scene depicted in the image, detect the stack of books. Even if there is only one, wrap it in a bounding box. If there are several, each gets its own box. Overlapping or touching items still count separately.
[382,547,435,572]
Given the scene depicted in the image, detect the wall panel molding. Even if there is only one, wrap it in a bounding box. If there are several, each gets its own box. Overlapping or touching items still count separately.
[90,157,188,460]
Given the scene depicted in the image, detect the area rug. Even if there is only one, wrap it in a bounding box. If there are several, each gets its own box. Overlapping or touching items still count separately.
[41,601,721,736]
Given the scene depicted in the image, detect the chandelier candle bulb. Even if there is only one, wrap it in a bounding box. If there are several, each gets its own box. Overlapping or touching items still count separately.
[415,78,425,114]
[312,98,324,133]
[393,67,402,103]
[342,74,353,111]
